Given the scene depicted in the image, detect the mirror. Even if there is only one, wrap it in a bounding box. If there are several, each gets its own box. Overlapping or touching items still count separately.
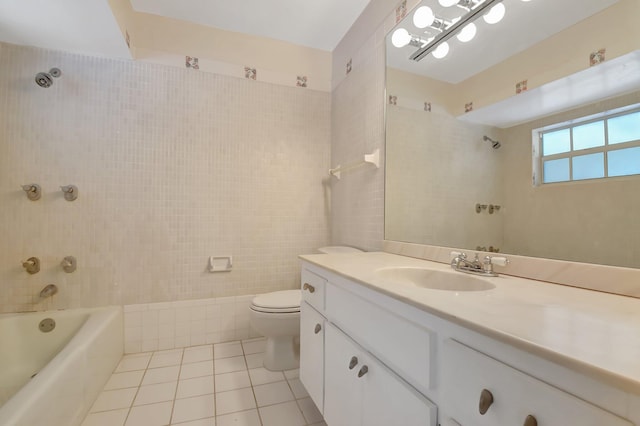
[385,0,640,268]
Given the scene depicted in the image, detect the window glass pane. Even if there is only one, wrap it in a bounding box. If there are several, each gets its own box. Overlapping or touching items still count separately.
[573,121,605,151]
[608,111,640,145]
[542,129,570,155]
[608,147,640,177]
[572,153,604,180]
[543,158,569,183]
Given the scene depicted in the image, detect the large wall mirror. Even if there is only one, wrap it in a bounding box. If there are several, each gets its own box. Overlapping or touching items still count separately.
[385,0,640,268]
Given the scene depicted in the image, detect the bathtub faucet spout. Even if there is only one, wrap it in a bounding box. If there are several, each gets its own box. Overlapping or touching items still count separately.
[40,284,58,298]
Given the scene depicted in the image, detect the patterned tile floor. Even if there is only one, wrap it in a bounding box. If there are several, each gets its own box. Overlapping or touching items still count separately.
[81,338,326,426]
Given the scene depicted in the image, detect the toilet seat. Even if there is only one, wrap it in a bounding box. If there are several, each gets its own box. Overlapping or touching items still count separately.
[251,290,301,314]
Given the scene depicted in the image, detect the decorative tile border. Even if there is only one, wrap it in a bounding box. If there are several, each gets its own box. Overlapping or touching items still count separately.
[590,48,606,66]
[424,102,431,112]
[465,102,474,113]
[296,75,308,88]
[244,66,257,80]
[396,0,408,24]
[387,94,434,112]
[388,95,397,105]
[346,58,352,75]
[516,80,528,94]
[185,56,199,70]
[123,295,262,353]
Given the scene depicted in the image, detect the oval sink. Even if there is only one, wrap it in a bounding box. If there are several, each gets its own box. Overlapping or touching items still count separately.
[374,267,495,292]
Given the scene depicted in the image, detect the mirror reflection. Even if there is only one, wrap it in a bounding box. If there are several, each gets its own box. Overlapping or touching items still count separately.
[385,0,640,268]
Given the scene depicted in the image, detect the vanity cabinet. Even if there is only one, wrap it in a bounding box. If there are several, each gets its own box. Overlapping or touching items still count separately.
[300,260,638,426]
[324,323,437,426]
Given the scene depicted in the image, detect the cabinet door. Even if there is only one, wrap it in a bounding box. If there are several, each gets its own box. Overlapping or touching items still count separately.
[324,324,363,426]
[299,302,325,413]
[360,349,437,426]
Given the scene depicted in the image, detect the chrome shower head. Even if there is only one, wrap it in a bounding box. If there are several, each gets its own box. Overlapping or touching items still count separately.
[483,135,501,149]
[35,68,61,88]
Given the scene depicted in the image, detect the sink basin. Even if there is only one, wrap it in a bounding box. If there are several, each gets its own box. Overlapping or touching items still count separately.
[374,267,495,292]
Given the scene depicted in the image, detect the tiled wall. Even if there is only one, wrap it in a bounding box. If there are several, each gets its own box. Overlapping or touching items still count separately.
[0,42,330,313]
[123,296,258,354]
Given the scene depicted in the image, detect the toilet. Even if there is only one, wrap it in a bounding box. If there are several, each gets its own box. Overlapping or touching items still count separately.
[250,246,363,371]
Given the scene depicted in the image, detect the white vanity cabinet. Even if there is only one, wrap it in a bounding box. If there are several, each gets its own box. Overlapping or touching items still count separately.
[324,323,437,426]
[299,259,639,426]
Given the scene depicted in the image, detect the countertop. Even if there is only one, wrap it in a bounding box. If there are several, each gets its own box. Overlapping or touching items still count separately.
[299,251,640,394]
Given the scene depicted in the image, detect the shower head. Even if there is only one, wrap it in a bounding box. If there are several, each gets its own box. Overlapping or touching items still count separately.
[483,135,501,149]
[35,68,61,88]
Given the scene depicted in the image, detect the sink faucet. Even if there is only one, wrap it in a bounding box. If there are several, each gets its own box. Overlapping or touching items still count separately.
[450,252,509,277]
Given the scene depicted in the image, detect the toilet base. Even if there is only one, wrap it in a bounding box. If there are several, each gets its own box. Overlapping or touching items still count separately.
[263,335,300,371]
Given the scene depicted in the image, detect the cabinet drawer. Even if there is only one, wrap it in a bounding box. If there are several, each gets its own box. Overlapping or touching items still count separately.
[325,282,434,392]
[441,339,632,426]
[301,269,326,312]
[299,302,325,413]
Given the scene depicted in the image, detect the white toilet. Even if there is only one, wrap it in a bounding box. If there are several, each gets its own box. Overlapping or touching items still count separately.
[249,246,363,371]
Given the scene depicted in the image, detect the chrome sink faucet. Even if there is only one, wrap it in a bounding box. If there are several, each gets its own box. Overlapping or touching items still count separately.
[450,251,509,277]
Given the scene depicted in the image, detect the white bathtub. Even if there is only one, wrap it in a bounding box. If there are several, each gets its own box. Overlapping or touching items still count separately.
[0,307,123,426]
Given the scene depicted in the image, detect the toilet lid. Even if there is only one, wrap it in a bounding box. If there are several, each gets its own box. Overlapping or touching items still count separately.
[251,290,301,313]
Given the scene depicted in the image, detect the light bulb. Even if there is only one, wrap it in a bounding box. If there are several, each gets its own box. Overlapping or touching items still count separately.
[438,0,458,6]
[483,3,505,24]
[432,42,450,59]
[391,28,412,48]
[413,6,435,29]
[456,22,477,42]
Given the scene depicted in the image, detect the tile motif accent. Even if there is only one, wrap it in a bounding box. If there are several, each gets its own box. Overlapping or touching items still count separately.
[590,48,606,66]
[125,31,130,49]
[244,67,257,80]
[346,58,352,75]
[465,102,474,113]
[297,76,308,88]
[424,102,431,112]
[388,95,397,105]
[396,0,408,24]
[516,80,528,94]
[185,56,199,70]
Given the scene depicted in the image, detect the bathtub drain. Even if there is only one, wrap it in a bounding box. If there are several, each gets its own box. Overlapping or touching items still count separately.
[38,318,56,333]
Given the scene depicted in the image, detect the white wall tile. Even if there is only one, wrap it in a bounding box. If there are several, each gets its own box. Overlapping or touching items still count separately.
[0,42,330,313]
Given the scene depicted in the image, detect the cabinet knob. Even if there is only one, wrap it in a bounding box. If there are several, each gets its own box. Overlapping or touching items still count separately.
[523,415,537,426]
[348,356,358,370]
[303,283,315,293]
[314,324,322,334]
[478,389,494,415]
[357,365,369,378]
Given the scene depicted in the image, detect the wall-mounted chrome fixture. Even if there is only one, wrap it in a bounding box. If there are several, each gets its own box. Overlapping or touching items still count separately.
[35,68,62,88]
[391,0,528,61]
[21,184,42,201]
[22,257,41,274]
[61,256,77,273]
[476,203,501,213]
[483,135,501,149]
[60,185,78,201]
[39,284,58,298]
[488,204,501,214]
[475,203,487,213]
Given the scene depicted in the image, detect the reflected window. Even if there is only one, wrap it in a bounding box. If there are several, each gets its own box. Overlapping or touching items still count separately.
[536,105,640,185]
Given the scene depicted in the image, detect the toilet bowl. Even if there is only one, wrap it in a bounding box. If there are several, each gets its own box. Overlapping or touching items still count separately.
[250,246,363,371]
[250,290,301,371]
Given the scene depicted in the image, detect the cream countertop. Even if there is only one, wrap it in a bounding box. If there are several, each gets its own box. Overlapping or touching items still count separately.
[299,251,640,394]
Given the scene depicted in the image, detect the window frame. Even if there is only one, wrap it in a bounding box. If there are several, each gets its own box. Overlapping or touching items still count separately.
[533,104,640,186]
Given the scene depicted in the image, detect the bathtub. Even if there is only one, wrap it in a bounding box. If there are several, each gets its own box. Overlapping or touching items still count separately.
[0,307,123,426]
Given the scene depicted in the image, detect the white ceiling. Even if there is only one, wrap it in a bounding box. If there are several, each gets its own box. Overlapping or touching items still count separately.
[387,0,621,83]
[129,0,372,52]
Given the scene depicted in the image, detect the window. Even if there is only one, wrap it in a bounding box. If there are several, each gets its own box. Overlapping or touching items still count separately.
[535,106,640,185]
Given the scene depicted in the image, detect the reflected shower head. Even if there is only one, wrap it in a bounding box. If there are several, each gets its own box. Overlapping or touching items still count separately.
[483,135,501,149]
[35,68,61,88]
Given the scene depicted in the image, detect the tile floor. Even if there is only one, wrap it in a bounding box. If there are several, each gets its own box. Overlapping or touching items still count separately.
[82,338,326,426]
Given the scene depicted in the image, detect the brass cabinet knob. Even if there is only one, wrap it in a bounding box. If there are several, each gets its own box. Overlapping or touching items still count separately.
[349,356,358,370]
[303,283,315,293]
[357,365,369,378]
[478,389,494,415]
[524,415,538,426]
[314,324,322,334]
